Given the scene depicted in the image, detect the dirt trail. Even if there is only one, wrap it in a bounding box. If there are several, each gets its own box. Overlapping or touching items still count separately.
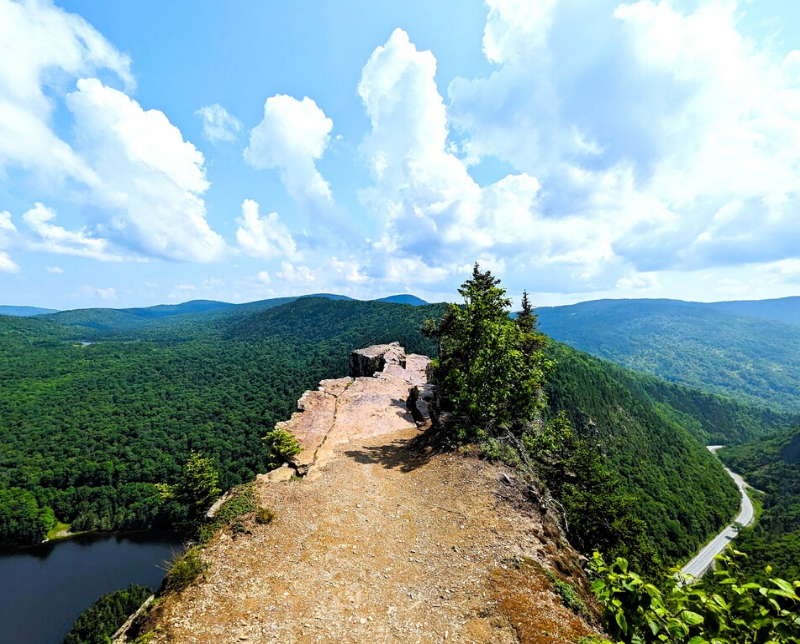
[145,347,594,644]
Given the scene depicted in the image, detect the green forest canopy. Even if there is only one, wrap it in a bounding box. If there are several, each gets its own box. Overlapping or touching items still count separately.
[0,297,770,567]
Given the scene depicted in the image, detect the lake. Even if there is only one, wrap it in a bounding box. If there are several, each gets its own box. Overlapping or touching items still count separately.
[0,531,182,644]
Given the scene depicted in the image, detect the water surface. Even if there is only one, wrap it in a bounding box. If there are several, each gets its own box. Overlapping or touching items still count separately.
[0,531,181,644]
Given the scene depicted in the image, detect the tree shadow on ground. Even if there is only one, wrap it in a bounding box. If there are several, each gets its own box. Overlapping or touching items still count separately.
[343,431,444,473]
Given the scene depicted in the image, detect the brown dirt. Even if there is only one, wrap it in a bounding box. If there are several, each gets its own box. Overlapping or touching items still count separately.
[141,352,597,644]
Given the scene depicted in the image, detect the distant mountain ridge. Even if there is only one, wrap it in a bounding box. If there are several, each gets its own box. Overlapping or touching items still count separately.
[28,293,428,329]
[0,305,58,317]
[374,294,429,306]
[702,296,800,326]
[537,298,800,411]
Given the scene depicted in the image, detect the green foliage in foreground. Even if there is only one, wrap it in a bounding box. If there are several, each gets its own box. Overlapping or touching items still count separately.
[196,483,257,544]
[525,412,661,576]
[263,429,302,469]
[156,451,221,531]
[160,547,207,595]
[62,583,151,644]
[589,549,800,644]
[720,427,800,581]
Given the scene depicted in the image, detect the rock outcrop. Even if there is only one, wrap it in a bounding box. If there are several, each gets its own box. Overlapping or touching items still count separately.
[348,342,406,378]
[131,344,597,644]
[276,343,430,479]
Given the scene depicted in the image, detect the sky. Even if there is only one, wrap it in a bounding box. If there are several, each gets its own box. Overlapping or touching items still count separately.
[2,0,800,309]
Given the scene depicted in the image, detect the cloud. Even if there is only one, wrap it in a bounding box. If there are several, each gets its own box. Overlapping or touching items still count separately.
[66,78,227,262]
[235,198,298,260]
[21,202,122,260]
[0,0,132,185]
[47,265,63,273]
[0,251,19,273]
[244,95,334,217]
[195,103,242,143]
[331,257,368,284]
[276,261,315,283]
[0,2,226,264]
[79,284,117,301]
[358,29,594,290]
[446,0,800,286]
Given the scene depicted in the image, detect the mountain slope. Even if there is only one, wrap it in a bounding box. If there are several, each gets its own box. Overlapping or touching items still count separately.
[545,342,739,562]
[720,426,800,580]
[0,299,744,565]
[538,299,800,411]
[703,296,800,326]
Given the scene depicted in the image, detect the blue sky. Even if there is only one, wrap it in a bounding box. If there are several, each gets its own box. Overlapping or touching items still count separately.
[2,0,800,309]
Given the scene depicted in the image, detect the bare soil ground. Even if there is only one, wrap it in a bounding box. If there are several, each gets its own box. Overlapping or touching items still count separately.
[142,353,596,643]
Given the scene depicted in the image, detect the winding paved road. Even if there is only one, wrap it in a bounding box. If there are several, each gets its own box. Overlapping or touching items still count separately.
[680,446,755,580]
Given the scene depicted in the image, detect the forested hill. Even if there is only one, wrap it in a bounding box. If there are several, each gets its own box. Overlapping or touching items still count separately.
[720,426,800,580]
[703,295,800,326]
[545,342,739,562]
[537,299,800,411]
[0,297,748,566]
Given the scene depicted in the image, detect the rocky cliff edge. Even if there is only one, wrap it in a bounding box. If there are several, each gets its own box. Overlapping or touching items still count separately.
[133,344,597,644]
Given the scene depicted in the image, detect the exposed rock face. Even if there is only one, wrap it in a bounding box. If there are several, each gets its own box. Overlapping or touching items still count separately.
[132,344,596,644]
[348,342,406,378]
[275,344,430,479]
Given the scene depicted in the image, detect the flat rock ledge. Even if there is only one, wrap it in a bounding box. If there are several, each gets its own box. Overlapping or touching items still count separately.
[265,344,431,480]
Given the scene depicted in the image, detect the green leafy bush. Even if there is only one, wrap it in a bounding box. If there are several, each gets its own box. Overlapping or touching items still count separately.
[197,483,256,543]
[263,428,302,469]
[544,569,589,617]
[589,548,800,643]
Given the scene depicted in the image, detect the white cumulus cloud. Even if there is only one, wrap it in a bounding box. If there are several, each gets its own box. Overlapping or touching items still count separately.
[358,29,574,289]
[276,261,315,283]
[22,202,122,260]
[0,0,132,186]
[446,0,800,288]
[66,78,227,262]
[0,1,227,265]
[244,95,334,217]
[235,198,298,260]
[0,251,19,273]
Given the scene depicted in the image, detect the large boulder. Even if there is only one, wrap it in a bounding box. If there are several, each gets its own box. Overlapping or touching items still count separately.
[349,342,406,378]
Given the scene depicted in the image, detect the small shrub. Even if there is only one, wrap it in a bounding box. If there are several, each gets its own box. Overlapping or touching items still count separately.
[255,506,276,525]
[132,629,160,644]
[479,436,521,467]
[545,569,589,616]
[161,547,207,594]
[263,428,302,468]
[133,626,161,644]
[197,483,256,544]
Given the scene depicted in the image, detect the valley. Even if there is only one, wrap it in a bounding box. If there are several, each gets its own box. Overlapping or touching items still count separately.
[2,292,799,642]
